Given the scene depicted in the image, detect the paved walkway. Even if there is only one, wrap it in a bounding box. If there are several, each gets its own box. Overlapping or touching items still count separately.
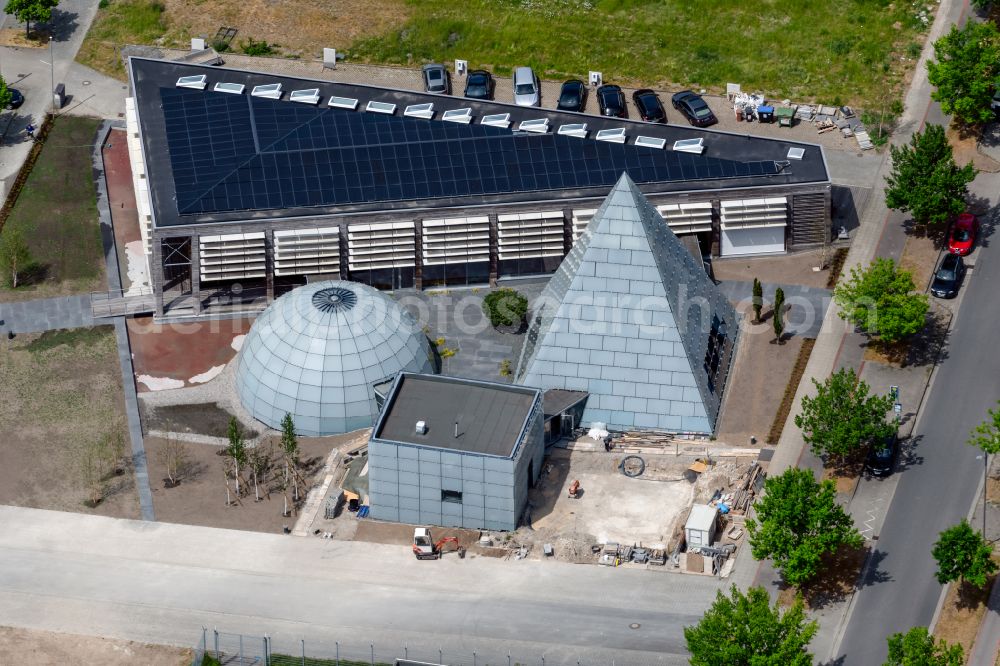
[0,294,93,333]
[716,280,832,338]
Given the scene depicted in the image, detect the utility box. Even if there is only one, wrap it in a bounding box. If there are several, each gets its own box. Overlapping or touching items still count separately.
[685,504,718,549]
[323,48,337,70]
[191,37,206,51]
[52,83,65,110]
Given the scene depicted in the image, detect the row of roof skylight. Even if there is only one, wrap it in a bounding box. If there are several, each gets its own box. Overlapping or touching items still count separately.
[175,74,715,154]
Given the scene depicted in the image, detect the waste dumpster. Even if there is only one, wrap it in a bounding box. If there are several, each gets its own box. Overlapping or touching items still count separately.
[757,105,774,123]
[775,106,795,128]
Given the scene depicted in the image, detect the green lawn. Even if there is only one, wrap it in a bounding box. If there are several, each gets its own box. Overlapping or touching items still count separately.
[350,0,931,106]
[0,115,104,301]
[76,0,171,78]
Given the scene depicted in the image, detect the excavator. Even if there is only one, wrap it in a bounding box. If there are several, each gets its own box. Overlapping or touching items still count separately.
[412,527,466,560]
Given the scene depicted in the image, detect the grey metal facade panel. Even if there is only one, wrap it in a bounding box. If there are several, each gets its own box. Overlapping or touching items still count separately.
[516,173,739,434]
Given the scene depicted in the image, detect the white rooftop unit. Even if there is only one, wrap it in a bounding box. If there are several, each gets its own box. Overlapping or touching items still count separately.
[442,107,473,124]
[251,83,283,99]
[685,504,718,549]
[176,75,207,90]
[787,147,805,160]
[595,127,626,143]
[289,88,321,105]
[404,103,435,119]
[328,96,359,110]
[481,113,511,128]
[557,123,588,138]
[635,135,666,149]
[673,138,705,154]
[518,118,549,133]
[213,82,245,95]
[366,100,397,115]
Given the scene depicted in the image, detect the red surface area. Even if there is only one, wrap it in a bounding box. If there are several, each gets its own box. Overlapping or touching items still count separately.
[101,129,142,288]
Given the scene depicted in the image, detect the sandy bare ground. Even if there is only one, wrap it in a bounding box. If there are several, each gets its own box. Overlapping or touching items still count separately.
[0,626,190,666]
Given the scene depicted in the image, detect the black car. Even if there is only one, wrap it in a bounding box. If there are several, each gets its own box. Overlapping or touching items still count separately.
[7,88,23,109]
[632,89,666,123]
[596,84,626,118]
[464,70,495,100]
[865,431,899,477]
[556,79,587,112]
[671,90,717,127]
[931,252,966,298]
[421,63,450,95]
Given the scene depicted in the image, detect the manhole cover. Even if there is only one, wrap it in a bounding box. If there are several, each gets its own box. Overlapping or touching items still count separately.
[82,80,91,86]
[629,623,641,630]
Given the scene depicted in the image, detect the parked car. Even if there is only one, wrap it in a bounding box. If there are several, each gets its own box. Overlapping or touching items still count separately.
[865,430,899,477]
[422,63,450,95]
[671,90,717,127]
[931,252,966,298]
[632,89,666,123]
[464,70,495,100]
[512,66,540,107]
[556,79,587,112]
[948,212,978,256]
[596,84,626,118]
[7,88,23,110]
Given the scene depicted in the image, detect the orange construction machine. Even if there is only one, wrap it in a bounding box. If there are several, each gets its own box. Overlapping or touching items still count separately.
[412,527,466,560]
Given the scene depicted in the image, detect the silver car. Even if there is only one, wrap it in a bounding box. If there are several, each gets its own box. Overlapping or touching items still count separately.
[512,66,540,107]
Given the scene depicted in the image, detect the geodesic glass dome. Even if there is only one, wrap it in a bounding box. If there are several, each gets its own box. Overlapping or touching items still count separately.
[235,280,434,436]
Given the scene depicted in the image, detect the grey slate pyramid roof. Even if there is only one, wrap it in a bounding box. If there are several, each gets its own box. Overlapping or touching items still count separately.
[515,173,739,434]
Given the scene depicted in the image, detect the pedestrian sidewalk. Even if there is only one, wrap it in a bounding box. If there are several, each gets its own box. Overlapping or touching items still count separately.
[0,294,93,333]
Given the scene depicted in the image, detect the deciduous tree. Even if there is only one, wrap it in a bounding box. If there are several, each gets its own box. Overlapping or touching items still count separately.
[932,519,997,588]
[0,226,32,289]
[280,412,300,500]
[156,437,189,487]
[746,468,863,587]
[927,21,1000,126]
[795,367,895,463]
[684,585,816,666]
[3,0,59,38]
[482,287,528,328]
[226,417,246,496]
[968,400,1000,456]
[834,257,929,344]
[884,124,976,227]
[884,627,964,666]
[0,75,13,112]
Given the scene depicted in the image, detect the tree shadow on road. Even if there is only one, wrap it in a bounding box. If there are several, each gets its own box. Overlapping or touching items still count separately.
[792,544,891,611]
[895,434,925,473]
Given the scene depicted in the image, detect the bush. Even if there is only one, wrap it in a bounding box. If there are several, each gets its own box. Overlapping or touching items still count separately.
[241,37,275,57]
[482,288,528,328]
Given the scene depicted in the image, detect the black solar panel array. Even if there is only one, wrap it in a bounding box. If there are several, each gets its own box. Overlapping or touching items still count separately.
[161,87,779,216]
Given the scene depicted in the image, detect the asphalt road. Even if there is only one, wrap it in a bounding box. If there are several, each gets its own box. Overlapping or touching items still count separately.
[0,506,724,664]
[837,198,1000,662]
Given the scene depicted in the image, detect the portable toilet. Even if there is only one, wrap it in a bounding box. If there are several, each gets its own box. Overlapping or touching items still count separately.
[685,504,718,549]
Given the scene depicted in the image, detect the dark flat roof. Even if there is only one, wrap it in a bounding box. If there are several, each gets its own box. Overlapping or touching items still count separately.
[130,57,829,229]
[543,389,589,418]
[374,374,540,457]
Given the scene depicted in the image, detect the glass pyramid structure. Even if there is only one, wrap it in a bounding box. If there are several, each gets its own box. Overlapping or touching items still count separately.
[515,173,739,434]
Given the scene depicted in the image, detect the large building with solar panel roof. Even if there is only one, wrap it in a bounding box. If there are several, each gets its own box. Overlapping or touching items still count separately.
[125,56,831,317]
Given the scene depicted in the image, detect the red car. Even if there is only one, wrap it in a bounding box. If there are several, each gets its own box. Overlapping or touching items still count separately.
[948,213,978,255]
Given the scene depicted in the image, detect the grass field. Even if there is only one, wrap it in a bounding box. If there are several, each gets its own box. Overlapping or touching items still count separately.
[0,116,104,302]
[79,0,930,107]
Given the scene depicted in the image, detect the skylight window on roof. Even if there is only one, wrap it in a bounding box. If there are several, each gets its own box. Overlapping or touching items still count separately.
[176,75,207,90]
[366,100,397,115]
[673,138,705,154]
[518,118,549,133]
[328,96,359,110]
[442,108,473,124]
[290,88,321,105]
[635,135,666,149]
[404,103,435,119]
[595,127,627,143]
[251,83,283,99]
[481,113,510,128]
[214,82,245,95]
[787,147,805,160]
[557,123,588,138]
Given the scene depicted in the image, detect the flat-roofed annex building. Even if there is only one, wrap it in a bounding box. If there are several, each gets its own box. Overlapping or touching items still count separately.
[368,374,544,531]
[126,56,831,317]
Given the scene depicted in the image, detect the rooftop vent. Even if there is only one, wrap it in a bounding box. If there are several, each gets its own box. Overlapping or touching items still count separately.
[557,123,588,138]
[595,127,627,143]
[518,118,549,134]
[366,100,397,115]
[787,147,805,160]
[328,96,359,110]
[635,135,666,149]
[404,103,435,119]
[481,113,511,128]
[290,88,321,105]
[251,83,283,99]
[673,137,705,154]
[442,107,473,124]
[415,420,428,435]
[213,82,244,95]
[176,75,207,90]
